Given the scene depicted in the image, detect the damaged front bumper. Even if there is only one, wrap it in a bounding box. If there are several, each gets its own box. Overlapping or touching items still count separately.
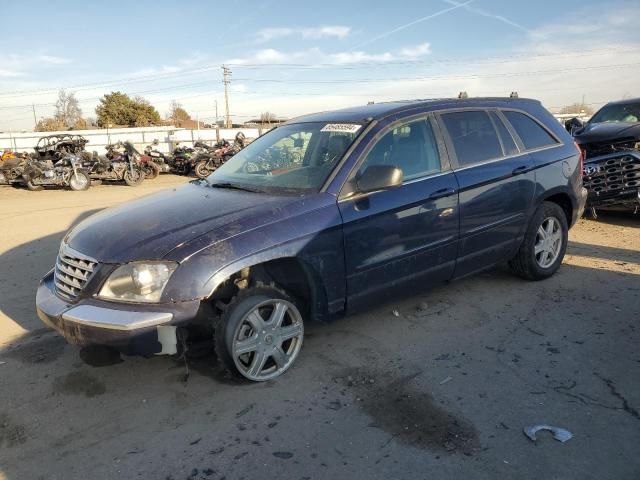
[582,151,640,211]
[36,270,201,356]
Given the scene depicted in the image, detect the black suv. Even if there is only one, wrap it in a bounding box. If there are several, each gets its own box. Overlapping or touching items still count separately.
[37,97,587,381]
[566,98,640,213]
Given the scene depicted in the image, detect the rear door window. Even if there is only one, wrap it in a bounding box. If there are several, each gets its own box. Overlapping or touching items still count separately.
[440,111,503,167]
[502,111,558,150]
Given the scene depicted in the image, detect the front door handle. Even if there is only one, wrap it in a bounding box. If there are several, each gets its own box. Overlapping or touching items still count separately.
[429,187,456,200]
[512,165,531,176]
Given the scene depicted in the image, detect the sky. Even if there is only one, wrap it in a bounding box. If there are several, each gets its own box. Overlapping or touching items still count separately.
[1,0,640,131]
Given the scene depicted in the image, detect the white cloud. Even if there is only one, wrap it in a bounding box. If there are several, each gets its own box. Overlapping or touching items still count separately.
[399,43,432,58]
[0,69,23,78]
[228,42,432,66]
[39,55,72,65]
[257,25,351,42]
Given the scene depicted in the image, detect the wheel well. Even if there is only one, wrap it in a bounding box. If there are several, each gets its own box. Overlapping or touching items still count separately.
[208,257,325,321]
[543,193,573,225]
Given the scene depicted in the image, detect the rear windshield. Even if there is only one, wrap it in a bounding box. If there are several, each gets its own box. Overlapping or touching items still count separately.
[208,122,362,194]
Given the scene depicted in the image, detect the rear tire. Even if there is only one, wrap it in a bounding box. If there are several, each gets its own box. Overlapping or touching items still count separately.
[143,162,160,180]
[509,201,568,281]
[123,167,144,186]
[213,284,304,382]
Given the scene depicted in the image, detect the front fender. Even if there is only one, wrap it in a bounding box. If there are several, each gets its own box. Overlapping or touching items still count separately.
[161,202,346,315]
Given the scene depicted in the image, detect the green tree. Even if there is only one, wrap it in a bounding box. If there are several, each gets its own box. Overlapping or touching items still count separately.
[95,92,161,127]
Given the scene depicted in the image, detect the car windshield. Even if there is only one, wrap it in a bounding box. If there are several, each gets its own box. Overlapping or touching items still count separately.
[206,121,363,194]
[590,102,640,124]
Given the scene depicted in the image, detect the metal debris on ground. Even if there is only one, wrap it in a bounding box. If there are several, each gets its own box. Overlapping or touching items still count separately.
[439,376,453,385]
[523,424,573,443]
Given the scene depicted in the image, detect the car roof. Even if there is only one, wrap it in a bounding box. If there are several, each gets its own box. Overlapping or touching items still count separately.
[602,97,640,106]
[286,97,543,124]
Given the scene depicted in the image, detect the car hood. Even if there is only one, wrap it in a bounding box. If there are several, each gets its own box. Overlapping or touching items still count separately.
[65,182,323,263]
[573,122,640,144]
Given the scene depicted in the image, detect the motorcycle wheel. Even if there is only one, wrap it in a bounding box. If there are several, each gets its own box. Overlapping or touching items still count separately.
[124,168,145,186]
[194,161,214,179]
[69,171,91,191]
[143,162,160,180]
[26,180,43,191]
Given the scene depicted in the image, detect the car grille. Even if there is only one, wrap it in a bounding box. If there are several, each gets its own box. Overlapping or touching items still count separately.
[54,245,98,301]
[583,154,640,198]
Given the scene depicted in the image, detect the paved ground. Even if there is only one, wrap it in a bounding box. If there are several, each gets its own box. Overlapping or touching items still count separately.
[0,177,638,480]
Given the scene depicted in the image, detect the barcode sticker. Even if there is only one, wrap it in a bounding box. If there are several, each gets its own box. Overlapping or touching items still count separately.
[321,124,362,134]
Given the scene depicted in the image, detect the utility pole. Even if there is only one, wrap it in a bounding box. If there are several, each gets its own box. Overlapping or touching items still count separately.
[32,104,38,130]
[214,99,218,127]
[222,65,232,128]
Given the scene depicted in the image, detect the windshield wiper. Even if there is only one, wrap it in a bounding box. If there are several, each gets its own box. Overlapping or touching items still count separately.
[208,182,264,193]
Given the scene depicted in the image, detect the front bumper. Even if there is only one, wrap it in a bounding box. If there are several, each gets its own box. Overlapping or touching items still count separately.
[36,270,201,356]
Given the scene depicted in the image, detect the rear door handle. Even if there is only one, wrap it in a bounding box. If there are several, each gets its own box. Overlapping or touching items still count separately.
[429,187,456,200]
[512,165,531,176]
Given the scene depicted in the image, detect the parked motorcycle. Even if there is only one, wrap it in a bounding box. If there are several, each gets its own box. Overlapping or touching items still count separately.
[83,141,145,186]
[168,142,205,176]
[0,154,91,191]
[193,134,248,179]
[143,139,171,174]
[193,139,234,178]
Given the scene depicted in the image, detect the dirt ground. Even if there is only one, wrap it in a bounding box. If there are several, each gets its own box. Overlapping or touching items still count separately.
[0,176,638,480]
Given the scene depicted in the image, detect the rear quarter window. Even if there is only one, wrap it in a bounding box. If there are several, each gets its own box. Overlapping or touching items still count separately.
[503,111,558,150]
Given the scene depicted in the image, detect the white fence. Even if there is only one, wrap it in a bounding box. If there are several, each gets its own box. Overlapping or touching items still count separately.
[0,126,264,154]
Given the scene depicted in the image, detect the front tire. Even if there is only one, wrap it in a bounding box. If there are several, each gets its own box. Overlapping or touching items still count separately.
[509,201,568,280]
[26,180,43,191]
[68,171,91,191]
[123,167,144,186]
[194,161,214,179]
[214,285,304,382]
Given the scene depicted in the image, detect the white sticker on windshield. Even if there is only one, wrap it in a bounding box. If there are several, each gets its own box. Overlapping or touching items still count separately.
[321,123,362,134]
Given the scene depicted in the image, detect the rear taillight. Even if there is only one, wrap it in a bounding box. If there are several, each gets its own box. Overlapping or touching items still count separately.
[574,141,584,176]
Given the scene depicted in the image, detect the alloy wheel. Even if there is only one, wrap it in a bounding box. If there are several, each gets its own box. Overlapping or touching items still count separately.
[534,216,563,268]
[231,299,304,381]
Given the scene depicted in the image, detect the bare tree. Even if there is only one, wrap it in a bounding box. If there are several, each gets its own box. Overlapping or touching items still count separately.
[259,111,276,125]
[54,89,83,128]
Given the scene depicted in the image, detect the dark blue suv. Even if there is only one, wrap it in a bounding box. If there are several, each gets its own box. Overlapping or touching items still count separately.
[36,97,587,381]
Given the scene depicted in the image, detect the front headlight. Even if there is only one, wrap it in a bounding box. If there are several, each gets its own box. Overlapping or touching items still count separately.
[98,262,177,303]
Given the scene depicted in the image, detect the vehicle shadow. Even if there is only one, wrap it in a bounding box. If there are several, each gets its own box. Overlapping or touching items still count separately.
[568,241,640,264]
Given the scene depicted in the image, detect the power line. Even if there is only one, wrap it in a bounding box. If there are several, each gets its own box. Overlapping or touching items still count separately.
[1,47,638,99]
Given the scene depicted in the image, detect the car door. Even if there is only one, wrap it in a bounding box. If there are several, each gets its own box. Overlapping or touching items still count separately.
[338,115,459,311]
[437,109,536,278]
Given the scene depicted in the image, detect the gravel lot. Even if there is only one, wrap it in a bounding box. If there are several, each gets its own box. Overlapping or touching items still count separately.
[0,177,638,480]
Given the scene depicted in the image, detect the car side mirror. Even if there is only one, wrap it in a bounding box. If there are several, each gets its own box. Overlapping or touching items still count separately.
[564,117,583,134]
[357,165,403,193]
